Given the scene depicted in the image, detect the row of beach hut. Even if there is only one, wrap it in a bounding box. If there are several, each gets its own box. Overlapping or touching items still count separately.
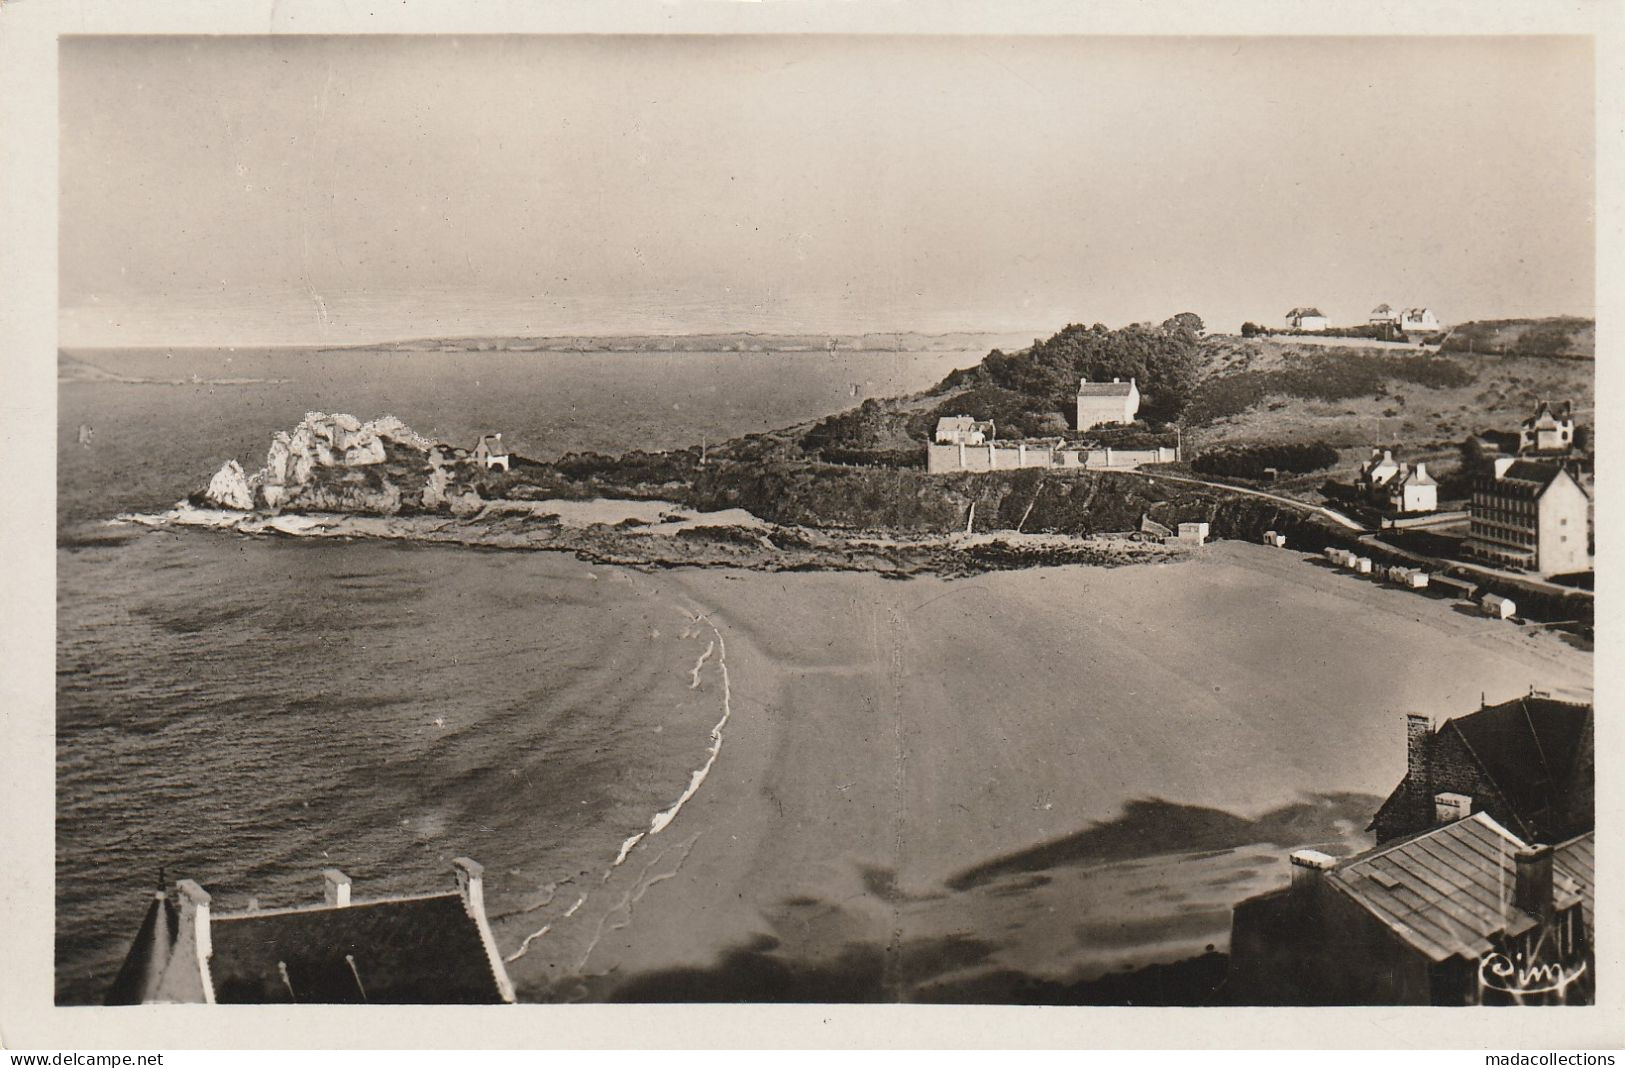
[1317,545,1517,618]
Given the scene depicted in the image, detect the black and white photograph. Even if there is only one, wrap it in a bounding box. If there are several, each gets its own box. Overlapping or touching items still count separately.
[3,2,1619,1052]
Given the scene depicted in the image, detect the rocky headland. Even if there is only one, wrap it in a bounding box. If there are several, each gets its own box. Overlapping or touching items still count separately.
[163,412,1191,576]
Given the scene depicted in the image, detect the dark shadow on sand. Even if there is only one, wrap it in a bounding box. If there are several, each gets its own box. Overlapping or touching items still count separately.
[946,792,1379,891]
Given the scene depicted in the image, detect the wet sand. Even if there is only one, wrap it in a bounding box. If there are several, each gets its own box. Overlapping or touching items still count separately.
[503,540,1590,1002]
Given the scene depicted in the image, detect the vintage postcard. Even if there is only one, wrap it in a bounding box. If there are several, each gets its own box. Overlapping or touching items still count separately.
[2,0,1619,1052]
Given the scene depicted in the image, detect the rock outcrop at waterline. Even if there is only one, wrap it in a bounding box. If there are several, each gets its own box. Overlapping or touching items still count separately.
[202,412,458,515]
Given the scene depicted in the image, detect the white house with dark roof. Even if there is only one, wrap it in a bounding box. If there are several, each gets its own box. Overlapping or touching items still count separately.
[1075,376,1140,431]
[1285,307,1328,331]
[105,858,515,1005]
[1519,400,1576,454]
[1357,448,1437,513]
[1397,307,1441,334]
[1369,303,1398,326]
[934,415,994,445]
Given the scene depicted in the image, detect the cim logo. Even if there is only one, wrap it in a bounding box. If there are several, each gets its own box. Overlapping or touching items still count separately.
[1477,949,1587,1000]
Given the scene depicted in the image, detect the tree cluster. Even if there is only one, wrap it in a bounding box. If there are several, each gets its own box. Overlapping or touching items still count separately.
[1192,441,1340,480]
[970,315,1203,425]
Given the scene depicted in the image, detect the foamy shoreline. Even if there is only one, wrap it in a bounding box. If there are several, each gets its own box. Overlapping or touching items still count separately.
[112,499,1189,577]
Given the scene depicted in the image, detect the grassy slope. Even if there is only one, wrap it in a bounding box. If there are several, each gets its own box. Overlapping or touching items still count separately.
[1184,336,1594,491]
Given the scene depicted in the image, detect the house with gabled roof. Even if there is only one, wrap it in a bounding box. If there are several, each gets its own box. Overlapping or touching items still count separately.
[1227,813,1593,1005]
[934,415,995,445]
[1075,376,1140,431]
[1519,400,1577,455]
[1357,448,1438,513]
[105,857,515,1005]
[1285,307,1328,330]
[473,433,511,472]
[1397,307,1441,334]
[1369,303,1398,326]
[1368,694,1592,847]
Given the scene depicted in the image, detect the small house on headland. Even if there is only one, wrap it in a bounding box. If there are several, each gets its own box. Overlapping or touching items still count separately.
[1367,694,1593,847]
[1227,814,1593,1005]
[1369,304,1398,326]
[1285,307,1328,331]
[473,434,511,472]
[105,858,515,1005]
[1075,376,1140,431]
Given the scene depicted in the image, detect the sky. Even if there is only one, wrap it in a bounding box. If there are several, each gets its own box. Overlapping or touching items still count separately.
[59,34,1594,347]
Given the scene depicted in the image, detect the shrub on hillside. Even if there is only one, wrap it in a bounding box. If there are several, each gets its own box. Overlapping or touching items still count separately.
[943,318,1202,425]
[1192,442,1340,480]
[1184,352,1475,424]
[910,384,1070,441]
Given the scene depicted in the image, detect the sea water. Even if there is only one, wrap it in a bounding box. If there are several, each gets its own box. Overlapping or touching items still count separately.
[54,344,983,1003]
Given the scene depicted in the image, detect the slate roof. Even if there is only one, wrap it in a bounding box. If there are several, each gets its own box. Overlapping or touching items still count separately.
[476,434,508,456]
[1554,832,1594,931]
[1449,696,1593,841]
[1524,400,1574,426]
[1328,813,1584,963]
[208,892,507,1004]
[1371,303,1394,316]
[105,893,177,1005]
[1368,695,1593,846]
[1076,380,1136,398]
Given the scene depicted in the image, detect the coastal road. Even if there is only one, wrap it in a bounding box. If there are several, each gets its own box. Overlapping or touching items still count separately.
[1117,467,1369,530]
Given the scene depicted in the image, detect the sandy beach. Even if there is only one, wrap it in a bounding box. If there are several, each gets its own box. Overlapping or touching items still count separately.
[493,541,1591,1002]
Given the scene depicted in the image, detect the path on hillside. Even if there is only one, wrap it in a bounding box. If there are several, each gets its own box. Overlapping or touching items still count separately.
[1118,468,1368,530]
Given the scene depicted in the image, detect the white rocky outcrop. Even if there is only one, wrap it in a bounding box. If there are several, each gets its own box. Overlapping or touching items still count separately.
[202,412,454,513]
[204,460,256,510]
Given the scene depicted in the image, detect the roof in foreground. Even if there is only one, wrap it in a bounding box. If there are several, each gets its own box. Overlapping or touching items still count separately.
[1329,813,1590,963]
[209,892,507,1004]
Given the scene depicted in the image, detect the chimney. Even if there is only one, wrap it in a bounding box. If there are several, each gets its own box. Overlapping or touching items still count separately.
[1414,462,1428,480]
[1406,714,1432,820]
[452,856,518,1004]
[453,856,486,917]
[1289,849,1337,890]
[1112,377,1120,383]
[323,868,352,907]
[176,879,212,962]
[1433,792,1472,824]
[1514,845,1555,921]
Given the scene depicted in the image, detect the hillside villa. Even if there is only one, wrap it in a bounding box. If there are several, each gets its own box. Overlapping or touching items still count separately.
[1464,459,1590,576]
[1285,307,1329,331]
[1397,307,1441,334]
[1520,401,1577,455]
[1075,376,1140,430]
[1356,449,1437,514]
[105,858,515,1005]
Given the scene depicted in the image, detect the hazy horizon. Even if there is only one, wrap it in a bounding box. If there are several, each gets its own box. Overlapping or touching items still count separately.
[61,35,1594,348]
